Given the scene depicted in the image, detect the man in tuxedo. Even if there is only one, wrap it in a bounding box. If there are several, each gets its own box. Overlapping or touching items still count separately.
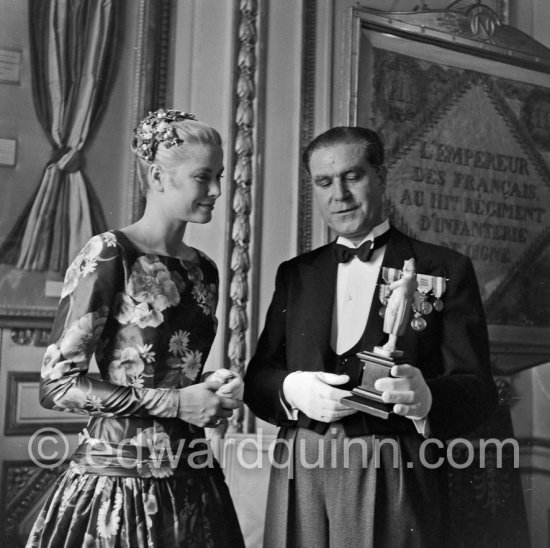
[244,127,497,548]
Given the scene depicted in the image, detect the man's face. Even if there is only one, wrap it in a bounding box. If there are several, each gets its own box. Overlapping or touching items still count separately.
[309,143,386,243]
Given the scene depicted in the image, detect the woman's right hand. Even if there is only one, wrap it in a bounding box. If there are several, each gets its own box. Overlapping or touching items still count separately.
[177,381,242,427]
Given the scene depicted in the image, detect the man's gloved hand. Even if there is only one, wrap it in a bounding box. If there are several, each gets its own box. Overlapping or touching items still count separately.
[374,364,432,420]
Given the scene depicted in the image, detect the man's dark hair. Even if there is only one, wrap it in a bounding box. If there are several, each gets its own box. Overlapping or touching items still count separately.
[302,126,384,173]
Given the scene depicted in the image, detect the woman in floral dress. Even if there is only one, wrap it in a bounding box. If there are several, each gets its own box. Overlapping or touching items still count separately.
[26,110,245,547]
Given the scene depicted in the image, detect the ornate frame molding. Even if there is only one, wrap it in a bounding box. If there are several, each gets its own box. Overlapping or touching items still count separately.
[224,0,266,433]
[297,0,318,255]
[344,3,550,126]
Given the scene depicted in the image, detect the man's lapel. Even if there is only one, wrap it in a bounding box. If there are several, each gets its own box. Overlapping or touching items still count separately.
[381,227,417,270]
[297,244,338,369]
[383,227,440,275]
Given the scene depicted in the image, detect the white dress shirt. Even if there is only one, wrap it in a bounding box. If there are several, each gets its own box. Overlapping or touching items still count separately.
[330,220,390,354]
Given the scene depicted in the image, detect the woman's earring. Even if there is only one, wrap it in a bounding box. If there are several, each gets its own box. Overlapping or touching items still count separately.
[152,169,162,188]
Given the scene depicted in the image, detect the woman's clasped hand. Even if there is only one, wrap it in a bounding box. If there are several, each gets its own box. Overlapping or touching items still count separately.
[178,374,243,427]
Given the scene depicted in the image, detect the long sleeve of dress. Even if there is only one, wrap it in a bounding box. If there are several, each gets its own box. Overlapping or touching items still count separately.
[40,233,180,418]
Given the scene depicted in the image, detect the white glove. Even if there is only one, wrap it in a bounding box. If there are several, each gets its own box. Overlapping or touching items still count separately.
[282,371,357,423]
[374,364,432,420]
[209,369,244,401]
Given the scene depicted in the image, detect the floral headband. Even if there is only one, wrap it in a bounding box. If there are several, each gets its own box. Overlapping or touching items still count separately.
[132,108,197,163]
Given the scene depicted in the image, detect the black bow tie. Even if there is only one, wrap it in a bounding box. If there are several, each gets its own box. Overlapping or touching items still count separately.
[333,230,391,263]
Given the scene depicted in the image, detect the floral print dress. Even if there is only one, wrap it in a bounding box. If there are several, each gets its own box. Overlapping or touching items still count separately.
[26,231,244,548]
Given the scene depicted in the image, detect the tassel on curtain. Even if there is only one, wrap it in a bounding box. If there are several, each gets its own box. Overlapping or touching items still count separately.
[0,0,118,272]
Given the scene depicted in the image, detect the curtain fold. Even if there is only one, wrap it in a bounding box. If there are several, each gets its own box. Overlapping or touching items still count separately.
[0,0,118,272]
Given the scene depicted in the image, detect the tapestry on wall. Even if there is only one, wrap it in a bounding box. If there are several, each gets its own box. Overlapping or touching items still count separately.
[369,48,550,328]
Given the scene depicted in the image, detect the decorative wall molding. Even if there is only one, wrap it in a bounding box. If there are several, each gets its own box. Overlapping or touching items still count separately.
[0,306,55,329]
[518,436,550,451]
[0,461,67,546]
[517,437,550,478]
[224,0,265,433]
[10,328,50,347]
[490,328,550,374]
[297,0,318,255]
[5,372,89,435]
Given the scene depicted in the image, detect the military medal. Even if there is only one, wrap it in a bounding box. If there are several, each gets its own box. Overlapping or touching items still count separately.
[381,267,401,285]
[379,267,447,332]
[433,276,447,312]
[419,300,433,315]
[410,295,427,332]
[411,313,427,331]
[416,274,433,315]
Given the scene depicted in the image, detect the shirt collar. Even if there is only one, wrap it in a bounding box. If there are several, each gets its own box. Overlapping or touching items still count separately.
[336,219,390,249]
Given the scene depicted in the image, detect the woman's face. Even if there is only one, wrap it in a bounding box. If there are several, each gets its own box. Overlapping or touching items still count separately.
[160,143,224,224]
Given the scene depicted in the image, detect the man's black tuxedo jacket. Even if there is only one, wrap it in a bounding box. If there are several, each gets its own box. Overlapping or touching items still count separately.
[244,227,497,440]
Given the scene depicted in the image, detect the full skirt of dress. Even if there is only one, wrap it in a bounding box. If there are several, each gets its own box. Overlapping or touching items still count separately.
[26,466,245,548]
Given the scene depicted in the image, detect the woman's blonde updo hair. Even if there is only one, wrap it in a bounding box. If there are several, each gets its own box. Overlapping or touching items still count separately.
[132,109,222,193]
